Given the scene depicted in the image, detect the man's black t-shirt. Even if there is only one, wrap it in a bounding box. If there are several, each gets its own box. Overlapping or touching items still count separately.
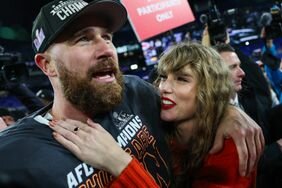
[0,75,171,188]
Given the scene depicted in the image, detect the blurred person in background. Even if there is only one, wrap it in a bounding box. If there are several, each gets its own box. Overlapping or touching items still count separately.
[214,44,246,109]
[258,103,282,188]
[215,44,282,187]
[259,27,282,188]
[202,25,272,141]
[261,27,282,103]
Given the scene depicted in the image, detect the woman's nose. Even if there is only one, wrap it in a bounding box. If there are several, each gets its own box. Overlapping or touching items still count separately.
[159,79,173,94]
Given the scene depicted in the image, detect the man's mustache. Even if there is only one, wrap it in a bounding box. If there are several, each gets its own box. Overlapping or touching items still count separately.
[87,57,118,78]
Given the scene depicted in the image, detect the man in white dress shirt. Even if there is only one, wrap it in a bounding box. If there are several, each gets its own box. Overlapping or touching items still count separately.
[214,44,245,108]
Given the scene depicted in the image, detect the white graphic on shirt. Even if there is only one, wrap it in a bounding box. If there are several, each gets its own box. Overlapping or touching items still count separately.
[112,111,134,130]
[66,115,148,188]
[116,115,142,147]
[67,163,94,187]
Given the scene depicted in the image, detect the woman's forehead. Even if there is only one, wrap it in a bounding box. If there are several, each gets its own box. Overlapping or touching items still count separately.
[164,65,194,76]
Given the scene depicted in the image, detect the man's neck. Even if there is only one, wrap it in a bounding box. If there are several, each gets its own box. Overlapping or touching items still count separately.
[51,97,88,123]
[230,92,238,103]
[230,92,245,110]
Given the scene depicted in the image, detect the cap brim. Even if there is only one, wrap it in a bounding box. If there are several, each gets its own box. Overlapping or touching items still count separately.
[80,0,127,32]
[44,0,127,52]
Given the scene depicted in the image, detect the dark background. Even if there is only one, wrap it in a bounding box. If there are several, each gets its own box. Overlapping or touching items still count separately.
[0,0,275,52]
[0,0,278,90]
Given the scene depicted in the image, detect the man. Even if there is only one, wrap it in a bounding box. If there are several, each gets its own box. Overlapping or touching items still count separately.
[215,44,282,188]
[214,44,245,109]
[203,26,273,129]
[214,44,270,138]
[261,27,282,103]
[0,0,263,187]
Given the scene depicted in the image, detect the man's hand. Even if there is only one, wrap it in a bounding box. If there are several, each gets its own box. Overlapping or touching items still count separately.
[210,106,265,176]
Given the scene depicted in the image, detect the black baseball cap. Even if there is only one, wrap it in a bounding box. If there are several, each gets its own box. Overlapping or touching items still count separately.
[32,0,127,53]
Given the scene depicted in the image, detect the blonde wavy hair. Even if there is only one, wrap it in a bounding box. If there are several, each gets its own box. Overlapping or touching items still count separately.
[157,42,233,186]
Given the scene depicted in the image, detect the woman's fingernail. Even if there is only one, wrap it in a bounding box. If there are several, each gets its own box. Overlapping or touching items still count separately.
[49,120,56,127]
[52,132,58,138]
[52,119,58,123]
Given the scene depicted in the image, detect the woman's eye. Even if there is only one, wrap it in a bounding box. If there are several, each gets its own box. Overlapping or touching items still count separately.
[159,74,167,81]
[177,77,188,82]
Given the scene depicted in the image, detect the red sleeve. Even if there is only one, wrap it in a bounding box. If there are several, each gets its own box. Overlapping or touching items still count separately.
[192,139,256,188]
[110,157,159,188]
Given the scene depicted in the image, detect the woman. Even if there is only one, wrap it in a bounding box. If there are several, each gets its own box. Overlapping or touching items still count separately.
[49,42,257,187]
[156,42,255,187]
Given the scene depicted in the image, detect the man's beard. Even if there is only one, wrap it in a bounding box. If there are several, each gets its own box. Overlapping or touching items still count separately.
[57,58,124,116]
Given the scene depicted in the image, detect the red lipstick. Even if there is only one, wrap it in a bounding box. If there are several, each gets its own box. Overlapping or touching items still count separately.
[161,97,176,110]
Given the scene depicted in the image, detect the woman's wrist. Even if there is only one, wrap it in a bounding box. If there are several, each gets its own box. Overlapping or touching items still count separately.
[106,150,132,177]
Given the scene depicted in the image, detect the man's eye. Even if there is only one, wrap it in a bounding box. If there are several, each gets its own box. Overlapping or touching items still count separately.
[102,34,113,41]
[77,36,90,42]
[229,64,237,70]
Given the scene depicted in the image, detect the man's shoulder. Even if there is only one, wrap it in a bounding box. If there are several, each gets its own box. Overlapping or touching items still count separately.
[123,75,158,95]
[0,116,51,148]
[124,75,149,86]
[0,116,63,168]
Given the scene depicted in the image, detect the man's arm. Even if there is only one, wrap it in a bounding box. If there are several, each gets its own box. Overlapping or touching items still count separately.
[210,105,265,176]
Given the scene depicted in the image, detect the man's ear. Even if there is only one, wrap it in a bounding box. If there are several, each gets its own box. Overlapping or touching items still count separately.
[34,53,57,76]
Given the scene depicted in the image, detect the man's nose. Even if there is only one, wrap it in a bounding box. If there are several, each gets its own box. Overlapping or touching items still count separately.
[238,67,245,77]
[95,38,115,59]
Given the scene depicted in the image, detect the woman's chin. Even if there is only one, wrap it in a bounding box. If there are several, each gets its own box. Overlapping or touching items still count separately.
[161,113,175,122]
